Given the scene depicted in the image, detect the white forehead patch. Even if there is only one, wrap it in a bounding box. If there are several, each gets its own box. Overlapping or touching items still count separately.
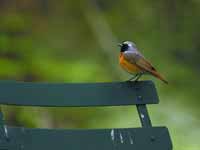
[123,41,129,44]
[123,41,136,47]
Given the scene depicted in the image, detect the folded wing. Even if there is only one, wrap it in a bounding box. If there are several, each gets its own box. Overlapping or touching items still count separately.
[123,51,168,84]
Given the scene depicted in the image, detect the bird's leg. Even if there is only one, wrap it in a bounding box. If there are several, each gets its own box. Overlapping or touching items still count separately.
[126,74,139,81]
[134,72,143,82]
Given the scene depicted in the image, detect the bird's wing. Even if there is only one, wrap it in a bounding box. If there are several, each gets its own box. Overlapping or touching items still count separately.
[123,51,168,84]
[123,51,156,72]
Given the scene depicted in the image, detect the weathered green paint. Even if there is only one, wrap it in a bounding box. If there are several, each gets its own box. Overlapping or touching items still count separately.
[0,80,158,107]
[0,127,172,150]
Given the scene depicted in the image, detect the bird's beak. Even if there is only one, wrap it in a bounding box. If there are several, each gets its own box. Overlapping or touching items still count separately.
[118,43,122,47]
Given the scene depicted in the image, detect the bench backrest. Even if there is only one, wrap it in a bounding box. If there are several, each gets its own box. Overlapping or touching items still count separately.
[0,80,158,107]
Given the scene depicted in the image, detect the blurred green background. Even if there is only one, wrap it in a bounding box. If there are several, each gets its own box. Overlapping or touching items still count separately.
[0,0,199,149]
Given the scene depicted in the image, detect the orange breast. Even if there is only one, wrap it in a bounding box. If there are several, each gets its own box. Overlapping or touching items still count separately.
[119,53,141,74]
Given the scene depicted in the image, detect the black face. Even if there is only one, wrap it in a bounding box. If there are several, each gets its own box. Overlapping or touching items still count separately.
[120,43,129,52]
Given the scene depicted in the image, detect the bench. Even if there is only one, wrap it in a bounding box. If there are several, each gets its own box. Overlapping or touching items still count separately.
[0,80,172,150]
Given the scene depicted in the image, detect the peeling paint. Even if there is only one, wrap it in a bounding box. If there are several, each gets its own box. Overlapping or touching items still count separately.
[110,129,115,141]
[119,131,124,143]
[4,125,8,135]
[4,125,9,140]
[130,137,133,144]
[141,114,144,119]
[128,132,134,144]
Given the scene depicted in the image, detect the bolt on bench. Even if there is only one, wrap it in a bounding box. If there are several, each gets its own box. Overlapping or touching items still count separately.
[0,80,172,150]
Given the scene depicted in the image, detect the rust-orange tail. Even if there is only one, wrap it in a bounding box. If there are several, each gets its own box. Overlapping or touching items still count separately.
[150,70,168,84]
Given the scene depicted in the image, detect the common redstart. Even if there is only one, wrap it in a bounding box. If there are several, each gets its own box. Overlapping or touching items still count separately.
[118,41,168,84]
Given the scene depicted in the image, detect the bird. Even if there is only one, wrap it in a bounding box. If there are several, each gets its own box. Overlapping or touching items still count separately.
[118,41,168,84]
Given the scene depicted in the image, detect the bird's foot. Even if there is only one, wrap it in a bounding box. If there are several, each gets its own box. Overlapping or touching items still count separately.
[126,73,143,82]
[134,73,142,82]
[126,74,139,82]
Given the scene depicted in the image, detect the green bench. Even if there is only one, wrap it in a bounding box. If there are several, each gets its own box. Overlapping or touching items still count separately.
[0,80,172,150]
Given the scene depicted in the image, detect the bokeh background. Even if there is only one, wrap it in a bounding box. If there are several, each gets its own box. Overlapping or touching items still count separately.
[0,0,199,149]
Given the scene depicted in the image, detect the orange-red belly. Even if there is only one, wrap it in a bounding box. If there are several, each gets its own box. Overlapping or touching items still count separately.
[119,53,141,74]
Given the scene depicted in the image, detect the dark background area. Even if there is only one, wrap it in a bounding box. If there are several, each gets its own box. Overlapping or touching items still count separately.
[0,0,199,149]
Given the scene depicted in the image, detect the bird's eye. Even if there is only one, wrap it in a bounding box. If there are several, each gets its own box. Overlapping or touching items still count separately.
[121,44,129,52]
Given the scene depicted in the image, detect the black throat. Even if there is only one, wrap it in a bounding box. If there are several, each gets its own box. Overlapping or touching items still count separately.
[120,44,128,52]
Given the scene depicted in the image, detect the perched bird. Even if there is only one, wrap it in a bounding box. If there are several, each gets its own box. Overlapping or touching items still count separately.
[118,41,168,84]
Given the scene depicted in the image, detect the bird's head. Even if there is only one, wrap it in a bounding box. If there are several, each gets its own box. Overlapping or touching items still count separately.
[118,41,137,52]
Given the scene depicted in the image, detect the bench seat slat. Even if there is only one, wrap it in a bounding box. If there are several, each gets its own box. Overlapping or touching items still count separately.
[1,127,172,150]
